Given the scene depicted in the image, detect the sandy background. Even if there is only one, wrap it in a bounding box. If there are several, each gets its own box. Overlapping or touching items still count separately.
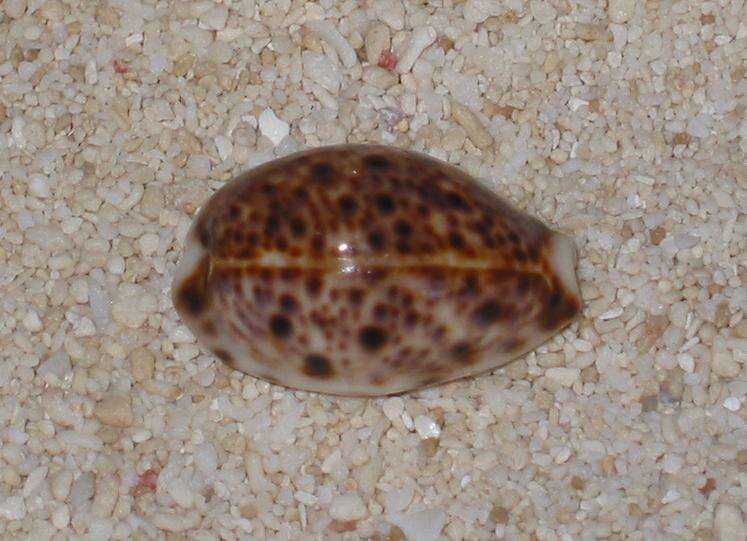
[1,0,746,539]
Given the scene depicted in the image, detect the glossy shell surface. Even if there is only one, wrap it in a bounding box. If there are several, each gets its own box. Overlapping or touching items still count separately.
[172,145,581,396]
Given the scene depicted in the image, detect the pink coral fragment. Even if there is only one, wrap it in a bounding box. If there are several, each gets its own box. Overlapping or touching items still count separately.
[378,50,397,71]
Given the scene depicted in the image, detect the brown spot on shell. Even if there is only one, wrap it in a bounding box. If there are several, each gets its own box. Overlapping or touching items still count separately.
[311,162,334,183]
[375,193,396,213]
[305,275,323,296]
[213,348,234,367]
[359,326,388,351]
[472,300,503,326]
[258,181,276,195]
[310,234,325,254]
[303,354,335,378]
[196,220,211,248]
[368,231,386,251]
[501,337,526,353]
[175,257,210,315]
[394,220,412,237]
[280,268,301,282]
[338,195,358,215]
[445,191,468,209]
[459,273,479,298]
[370,374,387,386]
[264,215,280,235]
[289,217,306,237]
[279,294,298,312]
[348,288,365,306]
[202,320,217,336]
[517,275,530,295]
[395,240,411,254]
[269,314,293,338]
[228,205,241,220]
[362,154,390,170]
[450,341,478,364]
[449,232,466,250]
[539,293,580,330]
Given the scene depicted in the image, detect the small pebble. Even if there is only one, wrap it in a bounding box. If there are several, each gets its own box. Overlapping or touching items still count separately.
[131,428,152,443]
[712,349,740,378]
[463,0,502,23]
[413,415,441,439]
[554,447,572,464]
[214,135,233,161]
[733,320,747,339]
[87,517,113,540]
[95,394,133,428]
[450,101,492,148]
[70,472,94,509]
[22,311,43,332]
[199,5,228,30]
[23,465,48,498]
[2,433,27,459]
[531,0,557,24]
[85,59,98,85]
[51,505,70,529]
[106,255,125,275]
[714,503,747,541]
[258,109,289,147]
[130,347,155,382]
[305,19,357,68]
[677,353,695,373]
[365,23,390,65]
[137,233,159,256]
[51,470,73,501]
[111,284,158,329]
[194,442,218,476]
[608,0,635,23]
[302,51,342,93]
[723,397,741,412]
[166,477,195,508]
[546,367,580,387]
[28,174,51,198]
[397,26,436,74]
[662,453,683,474]
[3,0,27,18]
[329,492,367,521]
[599,307,624,320]
[153,511,201,532]
[0,496,26,520]
[36,350,72,379]
[391,508,447,541]
[72,316,96,338]
[382,397,405,422]
[92,476,118,518]
[70,278,89,303]
[140,186,164,219]
[169,325,195,343]
[373,0,405,30]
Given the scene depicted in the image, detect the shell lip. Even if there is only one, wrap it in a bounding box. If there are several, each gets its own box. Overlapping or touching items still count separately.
[171,224,211,315]
[549,232,581,302]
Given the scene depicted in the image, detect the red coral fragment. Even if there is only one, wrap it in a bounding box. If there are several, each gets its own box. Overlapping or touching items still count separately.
[378,50,397,71]
[137,469,158,492]
[113,59,129,74]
